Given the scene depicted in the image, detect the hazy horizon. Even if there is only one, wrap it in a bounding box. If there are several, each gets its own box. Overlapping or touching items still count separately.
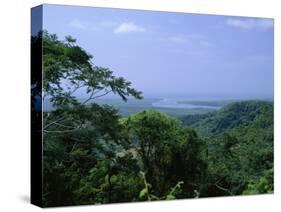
[40,4,274,100]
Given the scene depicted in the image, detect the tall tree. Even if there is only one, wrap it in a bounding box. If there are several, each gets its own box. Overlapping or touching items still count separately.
[123,110,207,198]
[38,30,142,133]
[31,31,143,206]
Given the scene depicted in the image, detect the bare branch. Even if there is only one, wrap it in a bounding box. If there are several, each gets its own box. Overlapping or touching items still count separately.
[53,122,77,129]
[92,90,112,99]
[82,90,112,105]
[43,125,82,133]
[43,116,65,130]
[69,83,84,96]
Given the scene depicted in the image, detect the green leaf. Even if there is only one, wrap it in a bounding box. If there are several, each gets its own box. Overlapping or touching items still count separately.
[166,194,175,200]
[139,188,147,199]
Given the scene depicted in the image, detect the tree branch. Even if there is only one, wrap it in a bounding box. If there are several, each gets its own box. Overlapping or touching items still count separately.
[82,90,112,105]
[43,116,65,130]
[53,122,77,129]
[43,125,82,133]
[214,182,233,195]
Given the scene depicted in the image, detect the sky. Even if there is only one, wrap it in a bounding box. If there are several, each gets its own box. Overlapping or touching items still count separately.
[40,4,274,99]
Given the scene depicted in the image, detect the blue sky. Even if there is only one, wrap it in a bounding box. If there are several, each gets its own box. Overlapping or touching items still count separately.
[41,4,274,99]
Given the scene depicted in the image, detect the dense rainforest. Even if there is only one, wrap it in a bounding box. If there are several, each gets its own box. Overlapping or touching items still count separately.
[32,32,273,207]
[181,101,273,196]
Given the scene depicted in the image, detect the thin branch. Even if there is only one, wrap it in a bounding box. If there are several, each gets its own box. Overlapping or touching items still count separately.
[43,126,82,134]
[43,116,65,130]
[92,90,112,99]
[140,171,152,201]
[69,84,84,95]
[60,83,85,105]
[70,143,78,153]
[82,90,112,105]
[82,91,95,105]
[214,182,233,195]
[53,122,77,129]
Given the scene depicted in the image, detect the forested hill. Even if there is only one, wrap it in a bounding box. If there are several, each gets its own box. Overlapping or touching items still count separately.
[181,100,273,135]
[181,100,273,196]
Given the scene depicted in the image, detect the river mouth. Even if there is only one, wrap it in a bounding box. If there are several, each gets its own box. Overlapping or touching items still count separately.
[152,98,222,110]
[43,97,232,112]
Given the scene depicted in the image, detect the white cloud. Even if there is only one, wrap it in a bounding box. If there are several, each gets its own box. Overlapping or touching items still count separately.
[167,36,190,44]
[68,20,146,34]
[226,18,273,30]
[166,35,213,49]
[257,19,274,30]
[68,20,89,30]
[114,22,146,34]
[68,20,101,31]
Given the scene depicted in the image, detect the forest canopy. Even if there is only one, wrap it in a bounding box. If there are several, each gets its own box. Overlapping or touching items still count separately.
[32,31,273,207]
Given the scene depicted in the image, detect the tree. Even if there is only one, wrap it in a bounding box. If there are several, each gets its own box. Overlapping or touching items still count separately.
[42,31,142,106]
[31,31,143,206]
[123,110,207,198]
[38,30,142,133]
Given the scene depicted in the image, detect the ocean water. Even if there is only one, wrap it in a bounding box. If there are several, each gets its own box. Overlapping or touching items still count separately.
[152,98,222,109]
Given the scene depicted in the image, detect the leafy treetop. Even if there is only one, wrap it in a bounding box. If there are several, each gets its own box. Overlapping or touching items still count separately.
[41,30,142,108]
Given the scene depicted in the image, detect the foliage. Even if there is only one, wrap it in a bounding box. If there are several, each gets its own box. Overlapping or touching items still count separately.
[182,100,273,134]
[138,171,184,201]
[42,31,142,109]
[243,169,273,195]
[36,31,143,206]
[182,100,273,197]
[123,110,207,198]
[33,31,274,206]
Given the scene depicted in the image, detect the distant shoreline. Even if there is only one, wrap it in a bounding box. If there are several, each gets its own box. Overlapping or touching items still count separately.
[42,97,273,118]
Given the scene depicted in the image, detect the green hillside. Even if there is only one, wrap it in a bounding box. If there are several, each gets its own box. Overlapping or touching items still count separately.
[181,101,273,196]
[182,100,273,135]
